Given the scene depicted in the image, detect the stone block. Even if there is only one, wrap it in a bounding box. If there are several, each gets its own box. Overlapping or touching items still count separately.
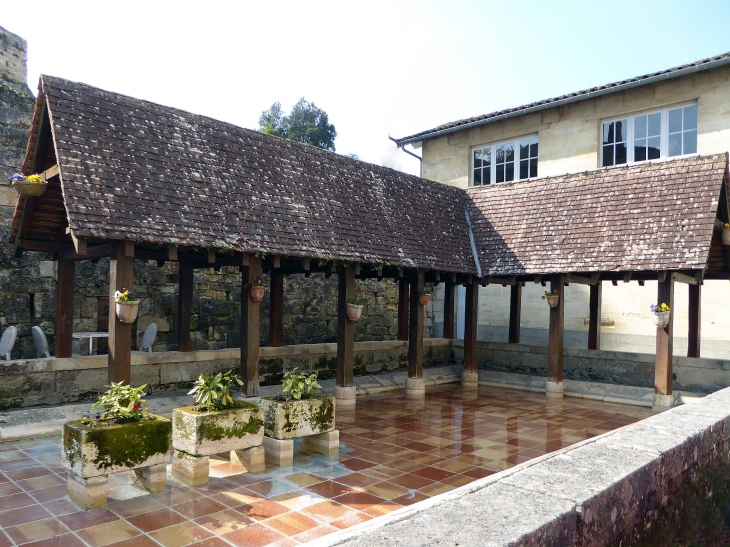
[301,429,339,456]
[171,449,209,486]
[172,404,264,456]
[546,380,563,398]
[262,436,294,467]
[67,472,108,511]
[39,260,54,278]
[259,395,335,440]
[461,371,479,387]
[333,385,356,407]
[405,377,425,395]
[133,463,167,493]
[231,445,265,473]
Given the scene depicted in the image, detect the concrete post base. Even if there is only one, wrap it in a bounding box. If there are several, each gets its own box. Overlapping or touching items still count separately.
[262,436,294,467]
[653,393,674,410]
[546,380,564,399]
[405,377,425,395]
[302,430,340,456]
[133,463,167,493]
[231,445,265,473]
[333,386,356,408]
[171,449,209,487]
[67,472,108,511]
[461,371,479,387]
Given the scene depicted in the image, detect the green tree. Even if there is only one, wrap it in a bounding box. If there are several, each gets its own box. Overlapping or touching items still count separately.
[259,98,337,152]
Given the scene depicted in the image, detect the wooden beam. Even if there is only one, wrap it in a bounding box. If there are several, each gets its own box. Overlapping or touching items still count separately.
[168,245,178,261]
[533,275,542,284]
[269,272,284,347]
[548,274,565,394]
[177,264,193,352]
[302,257,310,271]
[69,230,87,256]
[443,280,455,339]
[108,242,134,384]
[20,240,74,253]
[623,272,632,283]
[567,273,600,286]
[688,284,701,358]
[672,272,698,285]
[397,278,409,341]
[207,248,216,264]
[56,259,75,358]
[41,164,60,180]
[588,282,602,350]
[13,197,35,257]
[508,284,521,343]
[354,262,361,275]
[408,270,425,378]
[655,275,674,401]
[124,240,135,258]
[272,255,281,268]
[487,276,516,286]
[241,255,262,396]
[463,280,479,372]
[29,99,49,174]
[59,244,114,262]
[336,266,355,387]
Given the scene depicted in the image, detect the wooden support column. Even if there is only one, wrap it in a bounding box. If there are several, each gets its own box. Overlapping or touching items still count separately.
[463,280,479,374]
[443,280,455,339]
[688,284,701,358]
[336,266,355,387]
[269,272,284,347]
[654,274,675,407]
[177,264,193,352]
[588,282,602,350]
[547,274,564,398]
[108,242,134,384]
[55,259,75,358]
[241,255,262,397]
[408,270,425,378]
[397,278,409,341]
[508,284,521,344]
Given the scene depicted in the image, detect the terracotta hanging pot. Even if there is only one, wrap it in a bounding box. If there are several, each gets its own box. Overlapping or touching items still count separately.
[419,293,431,306]
[115,302,139,323]
[346,304,363,322]
[249,286,265,302]
[13,180,48,197]
[653,311,670,328]
[546,295,559,308]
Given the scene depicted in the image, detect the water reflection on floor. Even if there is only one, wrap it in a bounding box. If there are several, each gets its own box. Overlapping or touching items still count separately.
[0,385,654,547]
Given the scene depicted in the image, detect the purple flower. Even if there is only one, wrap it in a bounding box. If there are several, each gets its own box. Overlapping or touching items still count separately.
[9,173,24,182]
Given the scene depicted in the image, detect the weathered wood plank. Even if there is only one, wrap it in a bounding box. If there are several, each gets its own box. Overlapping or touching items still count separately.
[588,283,602,350]
[269,272,284,347]
[548,275,564,385]
[408,270,425,378]
[241,255,262,396]
[108,242,134,384]
[398,278,409,341]
[655,275,674,396]
[463,280,479,373]
[688,283,701,358]
[56,259,75,358]
[177,265,193,352]
[337,266,355,387]
[508,284,521,344]
[443,280,455,339]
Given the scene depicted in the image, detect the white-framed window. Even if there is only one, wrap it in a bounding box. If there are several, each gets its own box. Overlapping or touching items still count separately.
[472,135,538,186]
[601,102,698,167]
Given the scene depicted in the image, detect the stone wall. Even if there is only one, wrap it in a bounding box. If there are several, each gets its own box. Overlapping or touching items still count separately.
[0,338,452,409]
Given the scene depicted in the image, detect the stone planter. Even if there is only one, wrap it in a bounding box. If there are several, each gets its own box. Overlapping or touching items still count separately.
[171,402,265,485]
[546,295,559,308]
[346,304,363,322]
[115,301,138,323]
[723,228,730,245]
[249,286,265,302]
[419,293,431,305]
[62,415,171,510]
[654,311,670,328]
[13,179,48,197]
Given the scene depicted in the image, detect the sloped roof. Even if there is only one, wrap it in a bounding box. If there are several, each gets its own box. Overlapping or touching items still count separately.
[25,75,477,273]
[395,51,730,145]
[465,154,728,276]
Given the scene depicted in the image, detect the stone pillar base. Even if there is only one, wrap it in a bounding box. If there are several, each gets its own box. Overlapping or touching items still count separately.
[405,377,425,395]
[262,436,294,467]
[334,386,356,408]
[461,371,479,387]
[171,449,209,487]
[653,393,673,410]
[546,380,564,399]
[302,430,339,457]
[67,472,108,511]
[133,463,167,493]
[231,445,265,473]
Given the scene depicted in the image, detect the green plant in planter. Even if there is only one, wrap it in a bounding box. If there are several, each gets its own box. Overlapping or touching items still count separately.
[419,288,432,295]
[346,298,364,306]
[188,370,244,411]
[281,368,322,400]
[85,382,149,425]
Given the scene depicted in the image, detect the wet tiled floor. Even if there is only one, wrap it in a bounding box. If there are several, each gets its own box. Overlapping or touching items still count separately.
[0,385,654,546]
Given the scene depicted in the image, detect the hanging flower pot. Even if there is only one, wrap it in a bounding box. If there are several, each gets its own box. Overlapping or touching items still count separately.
[543,291,559,308]
[346,301,363,322]
[114,289,138,323]
[419,290,431,306]
[9,173,48,197]
[722,223,730,245]
[650,303,671,328]
[247,277,268,302]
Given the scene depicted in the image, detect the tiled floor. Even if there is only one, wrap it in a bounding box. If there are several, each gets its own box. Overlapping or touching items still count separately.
[0,385,654,546]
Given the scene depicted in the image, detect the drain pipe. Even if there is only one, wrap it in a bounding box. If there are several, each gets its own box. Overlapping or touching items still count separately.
[389,136,422,177]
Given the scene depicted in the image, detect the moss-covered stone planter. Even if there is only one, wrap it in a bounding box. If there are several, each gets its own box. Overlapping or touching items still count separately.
[171,402,265,486]
[259,395,338,466]
[62,415,171,510]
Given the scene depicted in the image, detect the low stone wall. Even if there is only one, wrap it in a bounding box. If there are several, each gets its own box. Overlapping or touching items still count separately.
[0,339,453,409]
[320,386,730,547]
[452,340,730,394]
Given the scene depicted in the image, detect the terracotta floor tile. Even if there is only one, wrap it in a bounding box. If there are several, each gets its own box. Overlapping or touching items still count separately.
[194,508,255,534]
[149,521,213,547]
[222,522,285,547]
[76,519,141,547]
[292,524,339,542]
[359,464,403,481]
[391,491,430,507]
[225,473,268,487]
[362,501,402,518]
[339,458,376,472]
[17,473,65,492]
[386,459,423,473]
[363,481,410,501]
[0,457,37,472]
[271,489,326,511]
[2,491,37,511]
[330,511,373,529]
[302,499,355,523]
[6,517,70,545]
[43,498,82,517]
[411,466,456,482]
[280,472,326,488]
[59,508,119,531]
[418,481,456,497]
[0,531,12,547]
[20,533,87,547]
[211,487,265,508]
[0,480,23,496]
[106,536,161,547]
[187,538,234,547]
[0,504,53,527]
[128,507,188,532]
[151,487,202,507]
[264,510,319,537]
[246,479,297,497]
[389,473,435,490]
[304,480,353,499]
[30,484,69,503]
[440,474,476,488]
[5,465,53,481]
[332,491,385,511]
[173,497,228,519]
[334,471,381,488]
[235,499,289,521]
[108,496,168,518]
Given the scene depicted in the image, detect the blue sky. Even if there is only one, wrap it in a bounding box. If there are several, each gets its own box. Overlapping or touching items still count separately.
[2,0,729,175]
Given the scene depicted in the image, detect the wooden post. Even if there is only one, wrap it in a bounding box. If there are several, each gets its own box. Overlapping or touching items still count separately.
[688,283,701,358]
[547,274,564,397]
[269,272,284,347]
[241,255,262,397]
[408,270,425,378]
[177,264,193,352]
[398,278,409,341]
[336,266,355,387]
[443,280,455,339]
[508,284,521,344]
[108,242,134,384]
[55,259,75,358]
[463,280,479,373]
[654,275,674,406]
[588,282,602,350]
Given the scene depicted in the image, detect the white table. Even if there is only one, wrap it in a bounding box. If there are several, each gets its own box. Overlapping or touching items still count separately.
[72,332,109,355]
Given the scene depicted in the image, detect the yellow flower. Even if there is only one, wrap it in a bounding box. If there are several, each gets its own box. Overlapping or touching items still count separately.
[26,174,43,183]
